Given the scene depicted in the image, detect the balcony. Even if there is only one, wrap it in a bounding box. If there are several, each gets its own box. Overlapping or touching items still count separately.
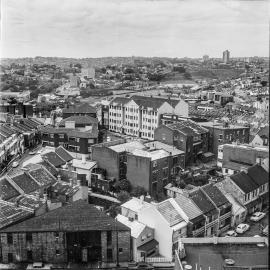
[192,226,205,237]
[219,211,231,222]
[205,219,219,229]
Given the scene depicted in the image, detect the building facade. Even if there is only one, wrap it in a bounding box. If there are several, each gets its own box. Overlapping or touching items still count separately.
[0,200,130,264]
[109,96,189,140]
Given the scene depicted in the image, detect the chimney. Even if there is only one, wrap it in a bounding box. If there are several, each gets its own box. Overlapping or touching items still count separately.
[57,175,61,183]
[69,178,73,187]
[139,195,144,204]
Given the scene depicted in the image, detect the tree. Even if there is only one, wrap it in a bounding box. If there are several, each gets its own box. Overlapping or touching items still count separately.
[117,191,130,203]
[107,205,121,218]
[114,180,132,193]
[131,186,147,197]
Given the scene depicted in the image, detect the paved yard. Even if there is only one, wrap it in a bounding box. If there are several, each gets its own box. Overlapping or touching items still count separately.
[184,244,268,270]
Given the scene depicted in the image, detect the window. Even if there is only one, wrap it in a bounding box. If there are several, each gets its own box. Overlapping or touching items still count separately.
[225,169,228,174]
[56,249,60,256]
[88,139,94,144]
[119,248,123,254]
[50,134,54,139]
[219,134,223,139]
[26,233,32,242]
[54,232,59,238]
[7,233,13,244]
[152,161,157,168]
[59,134,64,139]
[27,250,33,261]
[76,138,80,143]
[8,253,13,263]
[107,249,113,261]
[107,231,112,245]
[141,235,146,241]
[147,233,151,238]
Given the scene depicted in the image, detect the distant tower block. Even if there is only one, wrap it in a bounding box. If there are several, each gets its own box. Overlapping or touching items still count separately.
[223,50,230,64]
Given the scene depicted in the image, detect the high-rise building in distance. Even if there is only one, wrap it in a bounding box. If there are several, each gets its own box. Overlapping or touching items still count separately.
[223,50,230,63]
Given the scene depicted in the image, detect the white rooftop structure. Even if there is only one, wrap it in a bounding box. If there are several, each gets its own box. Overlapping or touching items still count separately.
[116,214,146,238]
[72,159,96,170]
[109,141,145,153]
[121,197,151,214]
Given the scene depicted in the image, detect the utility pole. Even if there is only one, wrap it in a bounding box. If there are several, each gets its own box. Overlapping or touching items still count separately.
[115,219,120,267]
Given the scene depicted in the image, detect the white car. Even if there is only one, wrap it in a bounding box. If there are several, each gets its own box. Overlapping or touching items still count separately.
[250,212,266,222]
[12,161,19,168]
[29,151,37,155]
[225,230,237,237]
[236,223,250,234]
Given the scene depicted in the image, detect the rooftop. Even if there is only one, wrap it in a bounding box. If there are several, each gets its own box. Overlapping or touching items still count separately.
[116,214,146,239]
[121,197,151,214]
[72,159,96,170]
[1,200,130,233]
[183,243,268,270]
[190,189,216,214]
[156,199,185,227]
[62,103,96,115]
[55,146,73,162]
[200,122,249,130]
[174,195,203,221]
[59,115,98,127]
[0,200,33,229]
[10,173,40,194]
[202,184,229,208]
[0,178,20,201]
[166,120,208,136]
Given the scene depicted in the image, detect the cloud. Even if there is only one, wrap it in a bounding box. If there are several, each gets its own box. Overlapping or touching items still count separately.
[1,0,268,58]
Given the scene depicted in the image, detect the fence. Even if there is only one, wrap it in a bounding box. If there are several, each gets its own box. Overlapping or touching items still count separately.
[145,257,172,263]
[180,237,268,245]
[224,266,268,270]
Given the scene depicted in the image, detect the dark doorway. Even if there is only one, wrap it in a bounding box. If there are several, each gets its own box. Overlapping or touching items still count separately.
[66,231,102,263]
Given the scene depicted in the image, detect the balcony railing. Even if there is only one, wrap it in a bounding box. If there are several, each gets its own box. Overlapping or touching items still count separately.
[192,226,205,237]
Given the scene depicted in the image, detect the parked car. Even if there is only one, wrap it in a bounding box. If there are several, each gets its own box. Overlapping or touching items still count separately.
[29,151,37,155]
[12,161,19,168]
[250,212,266,222]
[225,230,237,237]
[236,223,250,234]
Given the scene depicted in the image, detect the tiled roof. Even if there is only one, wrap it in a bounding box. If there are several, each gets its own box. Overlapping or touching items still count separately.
[230,172,258,193]
[174,196,203,220]
[42,152,66,167]
[28,168,56,186]
[55,146,73,162]
[0,200,130,233]
[59,115,98,127]
[0,200,33,229]
[247,164,268,186]
[9,195,45,210]
[38,161,58,176]
[0,178,20,201]
[62,103,96,115]
[157,199,184,226]
[190,189,216,214]
[202,184,229,207]
[11,173,40,194]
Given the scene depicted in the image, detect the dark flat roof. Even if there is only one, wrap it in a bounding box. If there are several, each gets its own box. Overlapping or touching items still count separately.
[184,244,268,270]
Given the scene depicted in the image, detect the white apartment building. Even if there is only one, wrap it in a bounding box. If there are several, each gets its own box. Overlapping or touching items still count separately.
[109,95,188,140]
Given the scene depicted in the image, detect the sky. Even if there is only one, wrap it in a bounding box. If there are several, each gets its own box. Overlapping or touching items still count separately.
[0,0,269,58]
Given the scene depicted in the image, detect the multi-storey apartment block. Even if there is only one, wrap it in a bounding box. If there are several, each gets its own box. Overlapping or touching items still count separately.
[109,95,189,140]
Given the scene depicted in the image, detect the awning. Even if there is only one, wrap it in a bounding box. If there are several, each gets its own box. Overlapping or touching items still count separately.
[245,198,261,209]
[138,239,158,252]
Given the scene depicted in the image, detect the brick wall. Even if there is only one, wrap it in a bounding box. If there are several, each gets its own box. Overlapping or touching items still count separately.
[0,232,66,263]
[92,146,120,180]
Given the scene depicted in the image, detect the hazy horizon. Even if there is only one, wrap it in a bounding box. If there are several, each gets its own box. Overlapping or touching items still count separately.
[1,0,269,59]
